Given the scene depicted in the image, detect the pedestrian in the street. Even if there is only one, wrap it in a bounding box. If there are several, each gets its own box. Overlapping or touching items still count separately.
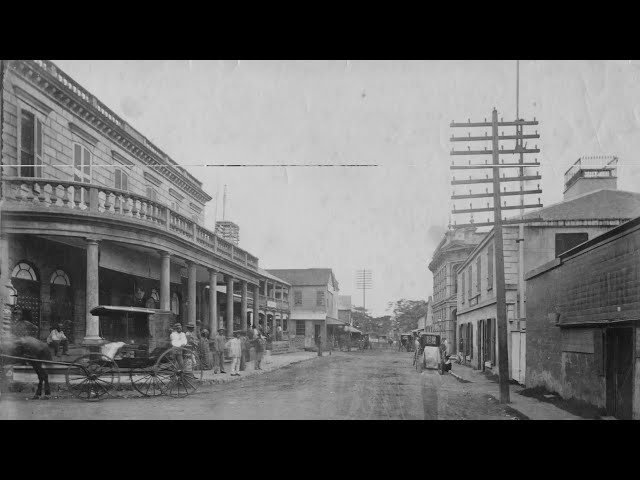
[240,331,249,371]
[212,328,227,374]
[254,333,265,370]
[225,331,242,376]
[316,334,322,357]
[46,322,69,357]
[197,321,212,370]
[276,324,282,341]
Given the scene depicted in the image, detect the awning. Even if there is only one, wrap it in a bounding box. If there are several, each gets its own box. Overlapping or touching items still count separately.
[326,317,349,326]
[90,305,172,316]
[290,313,327,321]
[344,326,362,333]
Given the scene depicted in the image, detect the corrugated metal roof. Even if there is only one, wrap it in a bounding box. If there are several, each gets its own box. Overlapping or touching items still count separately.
[266,268,338,288]
[257,268,291,286]
[520,189,640,222]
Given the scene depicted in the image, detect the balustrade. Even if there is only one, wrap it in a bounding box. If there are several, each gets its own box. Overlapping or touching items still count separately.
[4,177,259,270]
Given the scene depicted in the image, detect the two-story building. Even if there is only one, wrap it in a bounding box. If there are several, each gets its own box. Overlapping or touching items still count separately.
[266,268,340,350]
[428,227,485,353]
[455,157,640,383]
[0,60,280,348]
[338,295,352,326]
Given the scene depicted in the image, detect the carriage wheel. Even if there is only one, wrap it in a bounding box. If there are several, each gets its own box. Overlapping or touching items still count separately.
[129,366,166,397]
[154,347,203,397]
[66,354,120,401]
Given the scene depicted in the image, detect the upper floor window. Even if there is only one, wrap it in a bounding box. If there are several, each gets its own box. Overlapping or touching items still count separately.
[147,187,158,202]
[452,265,459,295]
[170,201,179,213]
[316,290,325,307]
[555,233,588,257]
[467,266,473,298]
[115,168,129,191]
[294,290,302,306]
[73,143,92,184]
[476,257,482,294]
[19,109,43,178]
[461,273,465,303]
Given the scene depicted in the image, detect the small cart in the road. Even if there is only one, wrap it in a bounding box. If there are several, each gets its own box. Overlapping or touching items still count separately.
[415,333,445,374]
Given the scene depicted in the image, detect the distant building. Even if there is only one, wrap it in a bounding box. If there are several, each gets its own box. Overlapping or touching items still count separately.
[455,157,640,383]
[338,295,352,325]
[429,227,485,353]
[266,268,340,350]
[215,221,240,246]
[525,215,640,420]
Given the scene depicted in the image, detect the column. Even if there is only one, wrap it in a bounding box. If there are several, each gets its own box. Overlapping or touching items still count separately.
[252,284,260,332]
[240,280,248,332]
[187,261,197,326]
[160,252,171,311]
[209,269,218,333]
[83,238,101,344]
[225,274,234,334]
[0,234,9,305]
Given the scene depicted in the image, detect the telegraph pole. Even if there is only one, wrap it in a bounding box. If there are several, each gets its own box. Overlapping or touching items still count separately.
[449,109,542,404]
[355,269,372,314]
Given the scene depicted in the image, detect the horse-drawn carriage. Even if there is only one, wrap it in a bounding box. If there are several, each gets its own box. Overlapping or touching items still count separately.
[414,333,451,374]
[1,304,204,401]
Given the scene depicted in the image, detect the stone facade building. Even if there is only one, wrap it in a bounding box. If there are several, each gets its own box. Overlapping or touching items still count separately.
[524,215,640,420]
[428,227,485,353]
[0,60,286,348]
[455,159,640,383]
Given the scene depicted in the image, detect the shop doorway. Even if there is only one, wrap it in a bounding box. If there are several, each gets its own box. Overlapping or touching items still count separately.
[11,261,41,337]
[49,269,75,343]
[605,326,634,420]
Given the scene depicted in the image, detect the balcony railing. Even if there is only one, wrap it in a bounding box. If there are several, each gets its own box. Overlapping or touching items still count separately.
[3,177,259,271]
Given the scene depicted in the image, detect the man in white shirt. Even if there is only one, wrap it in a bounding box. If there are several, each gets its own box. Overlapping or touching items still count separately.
[46,323,69,357]
[170,323,187,347]
[169,323,187,369]
[225,331,242,376]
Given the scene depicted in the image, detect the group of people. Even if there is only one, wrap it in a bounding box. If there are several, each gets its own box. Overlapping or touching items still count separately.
[168,322,268,376]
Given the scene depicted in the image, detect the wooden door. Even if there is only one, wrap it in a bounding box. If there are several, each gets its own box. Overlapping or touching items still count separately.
[605,327,634,420]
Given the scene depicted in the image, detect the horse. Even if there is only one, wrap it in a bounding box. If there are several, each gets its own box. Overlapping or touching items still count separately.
[0,308,53,399]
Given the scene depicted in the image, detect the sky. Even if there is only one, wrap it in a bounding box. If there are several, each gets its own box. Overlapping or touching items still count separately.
[51,60,640,316]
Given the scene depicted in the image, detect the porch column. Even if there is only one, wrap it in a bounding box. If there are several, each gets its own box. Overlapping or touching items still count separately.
[240,280,248,332]
[209,269,218,333]
[253,284,260,332]
[160,251,171,311]
[264,281,268,296]
[187,261,197,326]
[225,274,234,335]
[83,238,101,344]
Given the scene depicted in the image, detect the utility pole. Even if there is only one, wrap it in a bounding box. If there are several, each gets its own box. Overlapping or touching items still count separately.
[355,269,372,314]
[449,109,542,404]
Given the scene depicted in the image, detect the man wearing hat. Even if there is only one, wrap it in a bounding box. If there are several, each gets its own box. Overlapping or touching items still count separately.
[211,327,227,374]
[225,331,242,376]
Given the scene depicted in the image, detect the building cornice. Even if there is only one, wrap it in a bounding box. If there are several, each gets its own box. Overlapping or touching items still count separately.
[143,171,163,187]
[9,60,213,204]
[112,150,134,166]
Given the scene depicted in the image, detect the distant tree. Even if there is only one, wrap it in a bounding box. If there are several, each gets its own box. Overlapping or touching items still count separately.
[387,299,429,333]
[351,307,393,336]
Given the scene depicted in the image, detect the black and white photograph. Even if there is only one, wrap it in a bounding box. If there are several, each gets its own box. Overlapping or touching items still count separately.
[1,59,639,420]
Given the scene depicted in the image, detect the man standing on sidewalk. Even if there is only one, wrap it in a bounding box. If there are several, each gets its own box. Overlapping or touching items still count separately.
[254,333,265,370]
[225,331,242,376]
[213,328,227,374]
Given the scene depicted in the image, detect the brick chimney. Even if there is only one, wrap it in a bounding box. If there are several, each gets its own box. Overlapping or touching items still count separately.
[563,156,618,200]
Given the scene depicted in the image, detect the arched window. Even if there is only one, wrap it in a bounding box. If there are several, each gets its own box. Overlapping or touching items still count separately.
[50,269,71,286]
[171,293,180,315]
[11,262,39,281]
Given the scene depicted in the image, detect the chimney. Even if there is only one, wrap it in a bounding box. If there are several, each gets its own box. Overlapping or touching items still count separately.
[563,156,618,200]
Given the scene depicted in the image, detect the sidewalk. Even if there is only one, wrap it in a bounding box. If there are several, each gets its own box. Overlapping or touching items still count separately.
[200,350,318,385]
[449,363,584,420]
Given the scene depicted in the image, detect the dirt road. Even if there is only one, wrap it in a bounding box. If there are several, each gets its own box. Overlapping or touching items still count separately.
[0,349,522,419]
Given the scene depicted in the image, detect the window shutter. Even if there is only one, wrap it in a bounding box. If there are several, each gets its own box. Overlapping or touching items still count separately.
[122,172,128,191]
[115,169,122,189]
[35,117,43,177]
